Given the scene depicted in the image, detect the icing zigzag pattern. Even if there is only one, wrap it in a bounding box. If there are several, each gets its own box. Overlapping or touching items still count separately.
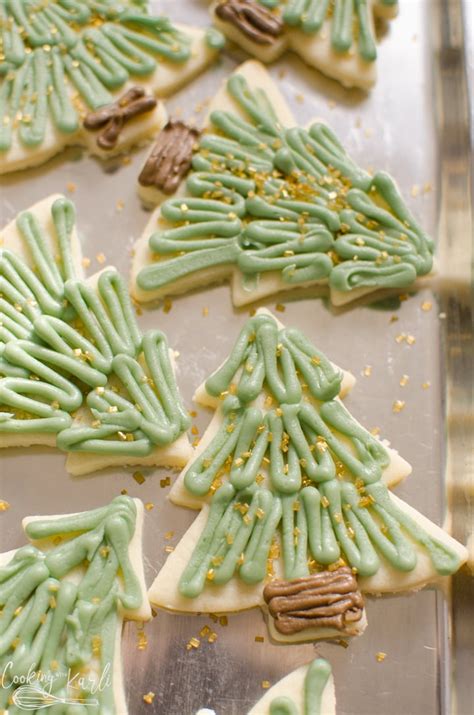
[0,195,191,475]
[0,496,149,715]
[149,310,467,642]
[0,0,223,173]
[133,63,434,307]
[210,0,399,89]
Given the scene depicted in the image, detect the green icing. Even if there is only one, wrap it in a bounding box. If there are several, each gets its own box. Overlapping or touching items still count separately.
[0,0,215,151]
[137,72,433,300]
[250,0,398,61]
[269,657,331,715]
[0,197,190,456]
[178,314,462,599]
[0,496,142,714]
[205,27,226,50]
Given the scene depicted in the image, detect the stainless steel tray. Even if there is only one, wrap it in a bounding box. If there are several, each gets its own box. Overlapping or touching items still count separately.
[0,1,472,714]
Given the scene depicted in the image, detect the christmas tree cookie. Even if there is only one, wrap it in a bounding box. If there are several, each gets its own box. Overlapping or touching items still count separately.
[132,61,434,308]
[196,657,335,715]
[209,0,398,89]
[0,495,149,714]
[0,0,224,175]
[148,310,467,643]
[0,194,192,475]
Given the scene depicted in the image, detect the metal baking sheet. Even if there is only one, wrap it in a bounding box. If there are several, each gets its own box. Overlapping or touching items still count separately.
[0,1,472,714]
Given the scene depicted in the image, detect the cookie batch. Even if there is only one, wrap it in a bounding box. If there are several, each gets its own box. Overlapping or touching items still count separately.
[0,2,468,714]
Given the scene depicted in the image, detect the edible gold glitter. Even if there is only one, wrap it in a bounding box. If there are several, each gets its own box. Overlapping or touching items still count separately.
[133,471,145,485]
[143,692,155,704]
[376,652,387,662]
[392,400,406,413]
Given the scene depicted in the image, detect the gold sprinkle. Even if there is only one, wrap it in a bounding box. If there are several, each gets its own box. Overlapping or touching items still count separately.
[208,632,218,643]
[219,615,228,627]
[406,335,416,345]
[116,199,124,212]
[143,692,155,704]
[164,545,174,553]
[0,500,10,511]
[133,471,145,485]
[376,652,387,662]
[362,365,372,377]
[399,374,409,387]
[96,252,106,264]
[422,381,431,389]
[164,531,174,540]
[66,182,76,193]
[187,637,200,650]
[145,502,154,511]
[255,635,265,643]
[82,257,91,268]
[275,303,285,313]
[421,301,432,312]
[202,306,209,317]
[137,629,148,650]
[321,496,330,508]
[392,400,406,413]
[163,298,173,314]
[261,680,271,689]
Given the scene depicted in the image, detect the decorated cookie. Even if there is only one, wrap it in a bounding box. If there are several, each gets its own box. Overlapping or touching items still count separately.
[0,0,224,175]
[0,495,149,714]
[0,194,192,475]
[209,0,398,90]
[132,61,434,308]
[196,657,335,714]
[148,309,467,643]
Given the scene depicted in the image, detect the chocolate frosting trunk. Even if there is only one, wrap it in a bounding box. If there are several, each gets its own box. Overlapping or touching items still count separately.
[215,0,284,45]
[263,566,364,635]
[139,121,200,193]
[84,86,157,150]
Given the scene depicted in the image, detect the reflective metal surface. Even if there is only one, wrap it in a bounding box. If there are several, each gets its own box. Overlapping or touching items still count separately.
[0,1,472,714]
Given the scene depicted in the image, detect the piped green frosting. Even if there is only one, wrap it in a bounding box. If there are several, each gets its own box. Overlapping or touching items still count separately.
[137,71,433,301]
[0,496,143,715]
[0,0,202,152]
[0,196,190,456]
[178,313,461,599]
